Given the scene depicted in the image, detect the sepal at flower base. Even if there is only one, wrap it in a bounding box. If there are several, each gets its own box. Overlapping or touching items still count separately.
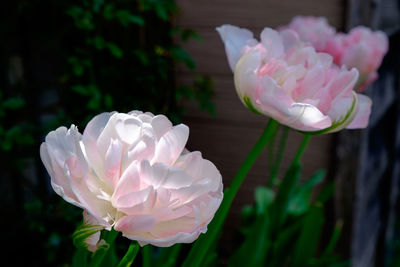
[73,211,107,252]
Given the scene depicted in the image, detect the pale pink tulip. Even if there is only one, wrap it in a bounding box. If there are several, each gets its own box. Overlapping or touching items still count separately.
[280,16,336,51]
[40,111,223,248]
[217,25,371,133]
[324,26,388,91]
[283,16,388,91]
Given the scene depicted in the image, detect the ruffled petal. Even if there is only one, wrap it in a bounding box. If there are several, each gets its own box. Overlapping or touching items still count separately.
[151,124,189,166]
[216,24,257,71]
[346,94,372,129]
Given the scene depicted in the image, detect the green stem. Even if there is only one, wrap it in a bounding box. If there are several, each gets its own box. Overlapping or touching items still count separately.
[117,241,140,267]
[182,119,280,267]
[293,134,311,164]
[227,119,279,198]
[89,229,119,267]
[267,124,278,168]
[142,245,151,267]
[268,126,289,187]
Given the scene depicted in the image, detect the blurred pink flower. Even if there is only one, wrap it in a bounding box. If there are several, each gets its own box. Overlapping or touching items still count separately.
[280,16,336,51]
[324,26,388,91]
[283,16,388,91]
[40,111,223,248]
[217,25,371,133]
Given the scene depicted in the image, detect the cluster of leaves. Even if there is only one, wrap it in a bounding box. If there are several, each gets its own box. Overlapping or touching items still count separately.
[232,165,347,267]
[0,92,34,151]
[59,0,214,127]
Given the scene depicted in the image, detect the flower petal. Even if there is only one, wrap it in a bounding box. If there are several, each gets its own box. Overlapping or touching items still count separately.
[216,24,257,71]
[346,94,372,129]
[151,124,189,166]
[260,28,284,60]
[115,214,156,234]
[151,115,173,140]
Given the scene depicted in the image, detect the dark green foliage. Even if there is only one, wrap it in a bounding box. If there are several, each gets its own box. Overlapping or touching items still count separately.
[231,167,345,267]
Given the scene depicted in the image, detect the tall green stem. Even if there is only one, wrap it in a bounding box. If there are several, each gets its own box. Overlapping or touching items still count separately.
[182,119,280,267]
[293,134,311,164]
[142,245,151,267]
[117,242,140,267]
[268,126,289,187]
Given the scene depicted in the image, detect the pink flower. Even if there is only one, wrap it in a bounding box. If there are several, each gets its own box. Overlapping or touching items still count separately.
[280,16,336,51]
[283,16,388,91]
[40,111,223,247]
[217,25,371,133]
[324,26,388,91]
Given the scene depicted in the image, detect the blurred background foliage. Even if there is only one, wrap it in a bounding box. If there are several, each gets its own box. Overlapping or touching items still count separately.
[0,0,214,265]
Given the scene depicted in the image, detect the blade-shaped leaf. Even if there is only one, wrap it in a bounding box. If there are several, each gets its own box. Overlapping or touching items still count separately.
[321,220,344,257]
[268,216,305,267]
[154,244,182,267]
[270,162,302,232]
[229,207,271,267]
[291,205,324,266]
[255,186,275,215]
[288,169,326,216]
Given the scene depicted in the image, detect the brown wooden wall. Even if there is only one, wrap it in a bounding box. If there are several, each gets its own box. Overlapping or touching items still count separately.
[175,0,346,253]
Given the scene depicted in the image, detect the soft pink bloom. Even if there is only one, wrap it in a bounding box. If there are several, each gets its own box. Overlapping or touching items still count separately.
[280,16,336,51]
[217,25,371,133]
[40,111,223,248]
[324,26,388,91]
[283,16,388,91]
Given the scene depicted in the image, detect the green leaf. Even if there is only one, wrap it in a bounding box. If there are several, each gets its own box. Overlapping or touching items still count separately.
[155,5,169,20]
[291,204,324,267]
[108,43,123,58]
[2,97,25,109]
[92,0,104,13]
[133,50,149,65]
[288,169,326,215]
[72,247,89,267]
[181,28,202,42]
[104,94,113,109]
[170,47,195,70]
[142,245,152,267]
[116,10,144,26]
[72,222,104,250]
[182,120,280,267]
[321,220,344,257]
[154,244,182,267]
[268,218,304,267]
[241,204,255,221]
[72,85,90,96]
[116,242,140,267]
[100,241,118,267]
[91,36,106,50]
[67,6,94,31]
[229,205,271,267]
[103,3,115,19]
[1,137,12,151]
[68,57,85,76]
[255,186,275,214]
[271,162,302,229]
